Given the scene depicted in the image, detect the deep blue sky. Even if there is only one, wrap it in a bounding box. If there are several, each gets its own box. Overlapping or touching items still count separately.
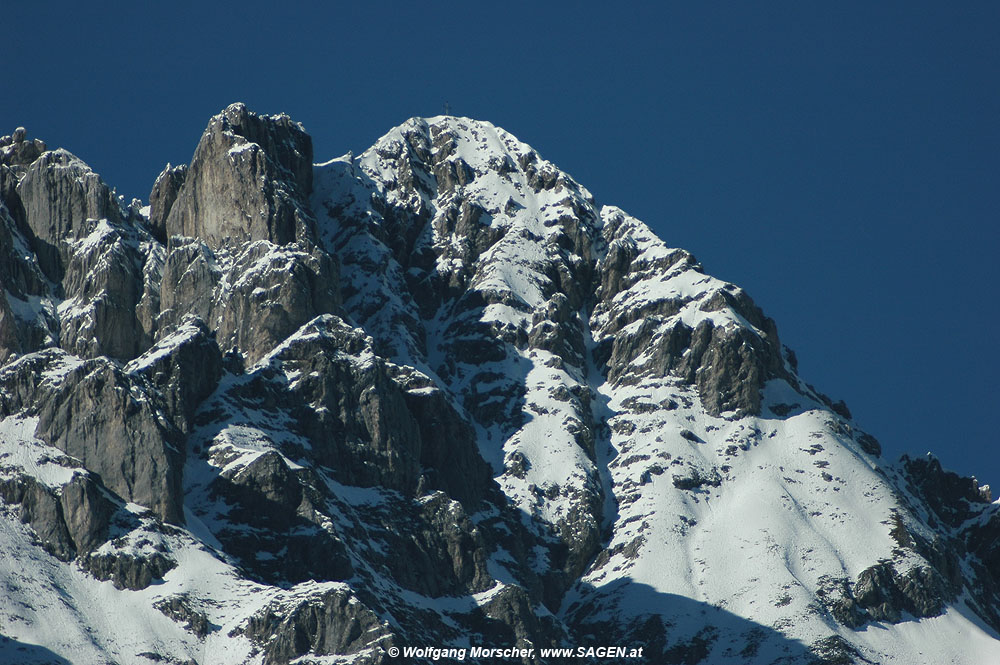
[5,2,998,487]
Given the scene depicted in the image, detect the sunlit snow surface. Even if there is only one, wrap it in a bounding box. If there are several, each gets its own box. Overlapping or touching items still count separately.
[1,116,998,663]
[310,117,1000,663]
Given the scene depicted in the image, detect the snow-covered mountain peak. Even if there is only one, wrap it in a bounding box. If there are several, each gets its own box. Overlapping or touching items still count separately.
[1,105,998,664]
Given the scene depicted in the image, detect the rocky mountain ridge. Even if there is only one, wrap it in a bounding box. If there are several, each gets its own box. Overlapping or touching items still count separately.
[0,106,998,664]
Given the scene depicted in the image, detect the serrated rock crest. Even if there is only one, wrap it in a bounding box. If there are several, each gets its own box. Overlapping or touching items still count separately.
[0,110,996,665]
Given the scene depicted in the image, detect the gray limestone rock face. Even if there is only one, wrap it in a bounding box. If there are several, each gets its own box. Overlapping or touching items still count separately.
[154,594,212,639]
[206,447,354,585]
[0,164,27,237]
[1,128,46,172]
[377,492,494,598]
[417,492,494,592]
[4,157,143,363]
[682,320,769,417]
[135,241,166,347]
[242,588,391,665]
[394,367,495,508]
[16,149,121,282]
[476,585,562,649]
[0,287,22,364]
[849,560,951,624]
[17,477,74,560]
[899,455,1000,632]
[257,315,490,508]
[81,551,177,591]
[599,290,785,418]
[157,236,340,365]
[212,450,304,526]
[3,352,188,524]
[58,218,145,360]
[215,241,340,364]
[527,293,586,364]
[271,316,423,495]
[0,469,114,561]
[165,103,315,250]
[0,180,50,302]
[157,236,221,335]
[125,316,222,434]
[58,472,114,555]
[0,349,68,415]
[147,163,187,244]
[592,208,792,418]
[187,313,503,595]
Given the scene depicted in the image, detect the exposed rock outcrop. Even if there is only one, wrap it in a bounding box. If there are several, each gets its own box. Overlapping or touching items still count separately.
[282,316,494,505]
[154,594,212,638]
[154,236,341,365]
[1,137,161,362]
[58,218,145,360]
[0,194,49,302]
[2,107,998,665]
[5,475,75,560]
[165,103,315,249]
[16,149,122,282]
[125,316,222,434]
[0,287,22,364]
[58,472,115,554]
[0,349,185,524]
[82,550,177,591]
[1,127,47,178]
[828,560,953,627]
[242,588,391,665]
[157,236,220,333]
[593,209,787,418]
[215,241,340,364]
[379,491,493,597]
[0,196,57,361]
[0,470,114,561]
[898,454,1000,631]
[147,163,187,244]
[208,449,354,585]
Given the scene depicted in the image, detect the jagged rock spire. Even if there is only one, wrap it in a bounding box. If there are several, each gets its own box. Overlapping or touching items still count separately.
[164,102,316,250]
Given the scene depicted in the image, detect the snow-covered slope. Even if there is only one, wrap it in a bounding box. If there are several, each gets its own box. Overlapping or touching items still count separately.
[311,115,1000,664]
[0,109,998,664]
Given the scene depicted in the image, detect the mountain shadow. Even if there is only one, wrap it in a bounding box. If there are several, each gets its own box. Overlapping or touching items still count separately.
[0,635,72,665]
[565,578,856,665]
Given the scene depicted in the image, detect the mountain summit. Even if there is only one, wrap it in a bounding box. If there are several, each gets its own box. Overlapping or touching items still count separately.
[0,105,997,664]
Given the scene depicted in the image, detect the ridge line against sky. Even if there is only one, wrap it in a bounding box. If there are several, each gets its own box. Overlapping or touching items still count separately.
[3,1,998,487]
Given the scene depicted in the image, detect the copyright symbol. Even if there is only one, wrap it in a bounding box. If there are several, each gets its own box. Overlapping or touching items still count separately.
[388,647,400,657]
